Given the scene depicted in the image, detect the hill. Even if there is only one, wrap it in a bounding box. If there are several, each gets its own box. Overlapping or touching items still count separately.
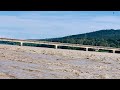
[35,29,120,48]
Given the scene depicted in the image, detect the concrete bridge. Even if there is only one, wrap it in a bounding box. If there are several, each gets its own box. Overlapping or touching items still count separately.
[0,38,120,54]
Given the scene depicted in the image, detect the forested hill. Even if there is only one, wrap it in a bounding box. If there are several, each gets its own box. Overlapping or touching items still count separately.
[39,29,120,48]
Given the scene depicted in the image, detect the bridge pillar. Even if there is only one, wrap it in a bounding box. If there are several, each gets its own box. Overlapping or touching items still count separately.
[20,42,23,46]
[85,48,89,51]
[112,50,115,53]
[55,45,58,49]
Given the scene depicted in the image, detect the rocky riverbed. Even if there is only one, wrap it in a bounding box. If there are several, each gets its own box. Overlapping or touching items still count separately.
[0,44,120,79]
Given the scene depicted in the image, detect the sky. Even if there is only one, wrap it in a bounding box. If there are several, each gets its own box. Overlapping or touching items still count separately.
[0,11,120,39]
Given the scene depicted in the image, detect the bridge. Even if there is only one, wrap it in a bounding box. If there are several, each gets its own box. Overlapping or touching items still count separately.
[0,38,120,54]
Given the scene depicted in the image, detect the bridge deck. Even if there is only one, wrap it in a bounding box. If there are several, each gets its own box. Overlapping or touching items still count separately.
[0,38,120,53]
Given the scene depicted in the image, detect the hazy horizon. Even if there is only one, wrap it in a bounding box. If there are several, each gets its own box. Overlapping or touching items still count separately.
[0,11,120,39]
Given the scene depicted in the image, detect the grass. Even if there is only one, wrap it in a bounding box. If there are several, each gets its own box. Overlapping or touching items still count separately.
[98,49,112,53]
[0,41,20,46]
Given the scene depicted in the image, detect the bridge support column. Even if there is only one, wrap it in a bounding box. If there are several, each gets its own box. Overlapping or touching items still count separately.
[55,45,58,49]
[112,50,115,53]
[20,42,23,46]
[85,48,88,51]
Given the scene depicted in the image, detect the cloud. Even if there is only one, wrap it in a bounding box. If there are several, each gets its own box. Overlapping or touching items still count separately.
[0,12,120,39]
[92,16,120,23]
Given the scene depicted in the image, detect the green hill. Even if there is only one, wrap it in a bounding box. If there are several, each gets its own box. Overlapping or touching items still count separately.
[37,29,120,48]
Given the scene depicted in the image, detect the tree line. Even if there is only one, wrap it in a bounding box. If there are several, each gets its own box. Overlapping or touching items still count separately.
[44,29,120,48]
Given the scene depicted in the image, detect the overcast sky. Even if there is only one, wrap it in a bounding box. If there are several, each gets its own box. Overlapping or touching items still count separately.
[0,11,120,39]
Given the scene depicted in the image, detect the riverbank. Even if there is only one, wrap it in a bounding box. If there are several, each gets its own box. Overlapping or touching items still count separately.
[0,44,120,79]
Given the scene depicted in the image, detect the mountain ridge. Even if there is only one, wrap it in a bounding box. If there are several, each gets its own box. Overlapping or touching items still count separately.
[40,29,120,48]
